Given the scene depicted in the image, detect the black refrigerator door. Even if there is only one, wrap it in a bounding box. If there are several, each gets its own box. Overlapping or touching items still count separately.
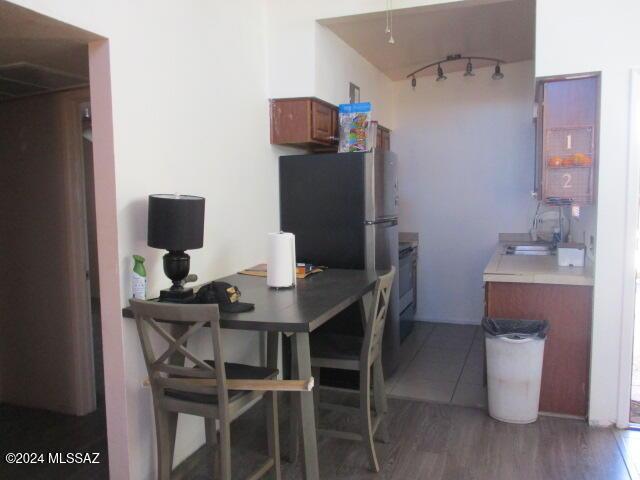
[368,150,399,221]
[280,152,366,268]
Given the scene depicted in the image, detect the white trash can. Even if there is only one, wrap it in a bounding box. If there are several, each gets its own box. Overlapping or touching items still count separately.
[482,318,549,424]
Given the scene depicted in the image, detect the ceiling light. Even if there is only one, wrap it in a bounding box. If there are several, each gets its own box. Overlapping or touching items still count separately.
[464,59,475,77]
[492,63,504,80]
[406,55,506,89]
[385,0,395,44]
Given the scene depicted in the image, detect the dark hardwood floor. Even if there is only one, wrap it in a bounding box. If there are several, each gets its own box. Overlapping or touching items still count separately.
[0,390,634,479]
[174,390,634,480]
[0,399,108,480]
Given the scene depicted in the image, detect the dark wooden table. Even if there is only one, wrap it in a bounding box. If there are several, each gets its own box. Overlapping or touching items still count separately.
[123,268,378,480]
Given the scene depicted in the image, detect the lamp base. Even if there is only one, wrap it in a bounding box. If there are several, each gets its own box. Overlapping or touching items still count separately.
[159,287,196,303]
[158,250,195,303]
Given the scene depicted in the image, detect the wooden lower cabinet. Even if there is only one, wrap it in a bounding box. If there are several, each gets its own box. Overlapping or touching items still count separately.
[485,282,592,417]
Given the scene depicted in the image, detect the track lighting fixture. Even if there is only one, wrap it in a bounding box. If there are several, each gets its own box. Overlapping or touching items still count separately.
[464,59,475,77]
[492,63,504,80]
[406,54,506,88]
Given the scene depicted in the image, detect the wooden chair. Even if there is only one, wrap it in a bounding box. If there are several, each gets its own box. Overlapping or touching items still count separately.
[309,267,395,472]
[130,300,312,480]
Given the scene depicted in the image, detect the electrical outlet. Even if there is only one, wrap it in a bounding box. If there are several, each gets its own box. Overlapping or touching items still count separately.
[571,205,580,218]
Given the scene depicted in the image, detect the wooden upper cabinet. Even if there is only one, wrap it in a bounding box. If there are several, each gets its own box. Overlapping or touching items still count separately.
[536,75,599,205]
[270,97,338,150]
[372,121,391,151]
[379,125,391,151]
[270,97,391,152]
[310,100,333,143]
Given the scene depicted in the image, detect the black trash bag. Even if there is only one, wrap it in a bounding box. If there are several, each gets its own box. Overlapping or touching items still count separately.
[482,317,549,340]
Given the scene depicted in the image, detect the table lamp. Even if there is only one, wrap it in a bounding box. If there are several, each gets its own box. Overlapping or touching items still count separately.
[147,194,205,302]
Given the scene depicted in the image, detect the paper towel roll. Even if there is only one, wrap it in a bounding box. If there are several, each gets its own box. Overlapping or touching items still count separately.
[267,232,297,288]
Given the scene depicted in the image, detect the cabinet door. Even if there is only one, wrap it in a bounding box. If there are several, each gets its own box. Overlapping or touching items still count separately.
[382,129,391,151]
[376,126,383,149]
[486,282,592,417]
[330,107,339,145]
[540,76,598,204]
[270,98,311,145]
[311,100,333,143]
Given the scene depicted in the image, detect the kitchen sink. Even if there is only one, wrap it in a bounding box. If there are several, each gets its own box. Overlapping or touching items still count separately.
[505,244,553,256]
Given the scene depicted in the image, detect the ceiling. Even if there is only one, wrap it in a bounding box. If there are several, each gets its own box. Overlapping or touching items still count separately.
[320,0,535,81]
[0,1,100,100]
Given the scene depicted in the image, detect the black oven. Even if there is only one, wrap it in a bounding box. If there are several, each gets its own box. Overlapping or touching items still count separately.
[399,242,417,341]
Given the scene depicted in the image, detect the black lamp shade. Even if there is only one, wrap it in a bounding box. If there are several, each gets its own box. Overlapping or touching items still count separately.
[147,194,205,251]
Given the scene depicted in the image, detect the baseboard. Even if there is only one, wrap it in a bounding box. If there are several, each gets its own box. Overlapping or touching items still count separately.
[539,410,586,421]
[413,317,481,326]
[588,418,616,428]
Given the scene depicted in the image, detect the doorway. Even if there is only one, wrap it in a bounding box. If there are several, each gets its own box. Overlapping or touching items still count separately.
[624,67,640,428]
[633,278,640,424]
[0,5,111,479]
[0,88,109,480]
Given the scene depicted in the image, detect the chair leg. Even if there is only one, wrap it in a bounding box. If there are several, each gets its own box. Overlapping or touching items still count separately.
[373,358,389,443]
[312,366,321,429]
[266,391,282,480]
[205,418,217,447]
[154,406,173,480]
[218,416,232,480]
[288,354,300,463]
[360,367,380,472]
[203,417,218,472]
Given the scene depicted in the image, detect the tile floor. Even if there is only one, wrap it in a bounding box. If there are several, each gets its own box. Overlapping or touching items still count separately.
[386,321,488,409]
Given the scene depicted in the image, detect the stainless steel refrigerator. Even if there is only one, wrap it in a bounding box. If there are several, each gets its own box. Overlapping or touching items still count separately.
[279,150,400,376]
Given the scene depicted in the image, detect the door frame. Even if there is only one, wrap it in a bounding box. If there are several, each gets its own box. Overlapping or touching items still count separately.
[617,67,640,428]
[60,88,96,415]
[88,39,132,479]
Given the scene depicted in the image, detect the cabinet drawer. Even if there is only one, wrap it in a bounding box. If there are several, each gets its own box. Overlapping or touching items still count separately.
[311,100,333,143]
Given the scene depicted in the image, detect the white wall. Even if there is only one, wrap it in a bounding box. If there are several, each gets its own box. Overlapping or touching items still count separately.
[536,0,640,426]
[3,1,399,477]
[4,1,277,478]
[315,24,393,125]
[393,60,536,323]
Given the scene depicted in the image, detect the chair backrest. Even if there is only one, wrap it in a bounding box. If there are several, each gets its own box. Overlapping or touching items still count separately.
[129,299,228,405]
[361,267,396,367]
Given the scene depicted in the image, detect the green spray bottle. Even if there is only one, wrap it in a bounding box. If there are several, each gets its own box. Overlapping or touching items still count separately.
[132,255,147,299]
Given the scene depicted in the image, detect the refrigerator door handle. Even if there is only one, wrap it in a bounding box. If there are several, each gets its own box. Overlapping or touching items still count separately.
[364,216,398,226]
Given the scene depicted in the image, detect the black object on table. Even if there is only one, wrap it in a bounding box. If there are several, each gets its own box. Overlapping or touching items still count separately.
[147,194,205,303]
[123,268,378,480]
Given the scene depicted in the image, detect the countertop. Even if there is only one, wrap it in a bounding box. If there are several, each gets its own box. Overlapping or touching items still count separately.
[399,231,419,250]
[483,233,594,287]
